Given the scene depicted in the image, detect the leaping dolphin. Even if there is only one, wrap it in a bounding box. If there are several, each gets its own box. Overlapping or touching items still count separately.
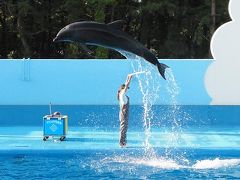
[53,20,169,79]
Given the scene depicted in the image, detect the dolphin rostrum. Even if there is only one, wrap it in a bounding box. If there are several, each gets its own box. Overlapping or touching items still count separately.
[53,20,169,79]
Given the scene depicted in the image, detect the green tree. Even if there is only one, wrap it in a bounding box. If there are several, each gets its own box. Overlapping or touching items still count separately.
[0,0,230,59]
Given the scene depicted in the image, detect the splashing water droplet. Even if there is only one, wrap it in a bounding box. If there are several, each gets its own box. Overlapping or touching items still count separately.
[164,69,188,162]
[119,51,189,163]
[119,51,160,158]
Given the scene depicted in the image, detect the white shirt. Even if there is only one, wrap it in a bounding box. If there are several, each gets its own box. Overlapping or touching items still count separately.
[119,90,128,108]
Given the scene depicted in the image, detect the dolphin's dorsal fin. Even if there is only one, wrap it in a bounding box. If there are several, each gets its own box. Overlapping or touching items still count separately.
[108,20,125,30]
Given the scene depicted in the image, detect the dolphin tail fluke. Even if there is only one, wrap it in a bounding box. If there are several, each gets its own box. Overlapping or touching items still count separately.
[157,63,169,80]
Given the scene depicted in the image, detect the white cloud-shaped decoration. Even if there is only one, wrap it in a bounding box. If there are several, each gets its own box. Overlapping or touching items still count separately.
[205,0,240,105]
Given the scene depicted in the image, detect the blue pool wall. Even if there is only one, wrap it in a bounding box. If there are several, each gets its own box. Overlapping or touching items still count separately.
[0,105,240,128]
[1,59,239,128]
[0,59,210,105]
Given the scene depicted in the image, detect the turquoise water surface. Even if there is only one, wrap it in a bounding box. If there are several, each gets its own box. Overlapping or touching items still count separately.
[0,105,240,179]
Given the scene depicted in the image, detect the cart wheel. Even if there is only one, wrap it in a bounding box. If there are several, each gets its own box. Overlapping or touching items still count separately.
[43,136,49,141]
[60,136,65,141]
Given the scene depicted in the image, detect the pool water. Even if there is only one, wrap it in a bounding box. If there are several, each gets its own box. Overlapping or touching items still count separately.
[1,149,240,179]
[0,105,240,179]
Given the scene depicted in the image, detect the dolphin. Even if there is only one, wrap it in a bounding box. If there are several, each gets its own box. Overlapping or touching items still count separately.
[53,20,169,79]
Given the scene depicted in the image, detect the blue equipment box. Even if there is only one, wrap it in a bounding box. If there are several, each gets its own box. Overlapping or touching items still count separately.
[43,115,68,136]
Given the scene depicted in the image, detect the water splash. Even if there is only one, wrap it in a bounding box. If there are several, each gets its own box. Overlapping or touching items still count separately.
[164,69,192,164]
[164,69,182,159]
[92,156,240,171]
[165,69,180,106]
[119,51,189,163]
[119,51,160,158]
[87,54,238,174]
[102,155,184,169]
[132,60,160,157]
[192,158,240,169]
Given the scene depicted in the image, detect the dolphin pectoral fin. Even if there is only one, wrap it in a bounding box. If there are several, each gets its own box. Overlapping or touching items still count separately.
[157,63,169,80]
[79,43,93,55]
[108,20,125,30]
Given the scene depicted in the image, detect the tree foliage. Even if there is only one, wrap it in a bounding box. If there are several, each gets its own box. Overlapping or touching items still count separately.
[0,0,230,59]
